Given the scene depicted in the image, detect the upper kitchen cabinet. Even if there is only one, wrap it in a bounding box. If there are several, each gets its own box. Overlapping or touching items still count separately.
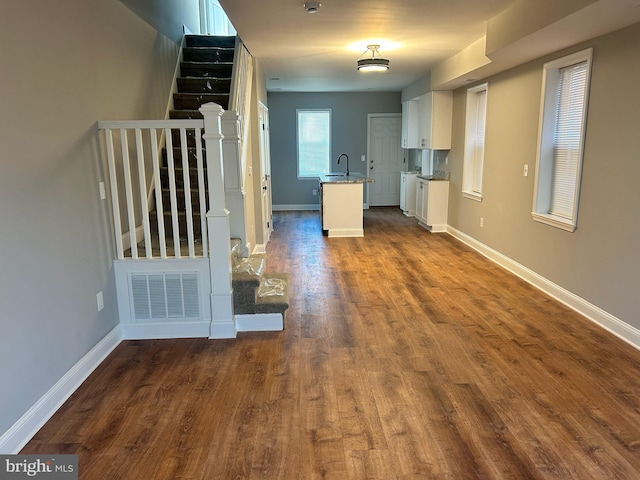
[417,91,453,149]
[401,99,419,149]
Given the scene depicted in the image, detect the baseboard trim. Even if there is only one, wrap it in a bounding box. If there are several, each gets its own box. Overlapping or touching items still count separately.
[209,321,237,339]
[0,326,122,454]
[120,321,210,340]
[236,313,284,332]
[447,226,640,351]
[327,228,364,238]
[273,204,319,211]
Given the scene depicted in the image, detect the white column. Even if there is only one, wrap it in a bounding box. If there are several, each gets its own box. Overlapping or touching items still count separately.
[200,102,236,339]
[221,111,247,247]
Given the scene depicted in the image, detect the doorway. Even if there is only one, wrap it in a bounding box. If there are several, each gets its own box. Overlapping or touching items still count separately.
[367,114,404,206]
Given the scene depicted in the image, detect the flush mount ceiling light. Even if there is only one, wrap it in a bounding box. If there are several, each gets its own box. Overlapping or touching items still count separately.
[304,2,321,13]
[357,45,390,72]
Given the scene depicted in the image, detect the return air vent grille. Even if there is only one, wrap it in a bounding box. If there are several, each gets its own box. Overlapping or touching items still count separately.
[130,272,200,321]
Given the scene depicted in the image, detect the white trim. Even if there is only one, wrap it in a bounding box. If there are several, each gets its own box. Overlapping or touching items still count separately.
[236,313,284,332]
[327,228,364,238]
[0,326,122,454]
[447,226,640,351]
[121,225,144,252]
[462,191,483,202]
[120,321,210,340]
[273,204,320,211]
[253,243,267,255]
[209,321,237,339]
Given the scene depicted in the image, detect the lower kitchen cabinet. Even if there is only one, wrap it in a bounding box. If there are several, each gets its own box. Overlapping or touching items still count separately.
[416,178,449,232]
[400,172,417,216]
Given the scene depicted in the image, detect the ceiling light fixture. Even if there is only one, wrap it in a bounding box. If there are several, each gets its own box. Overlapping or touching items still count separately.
[304,2,321,13]
[357,45,390,72]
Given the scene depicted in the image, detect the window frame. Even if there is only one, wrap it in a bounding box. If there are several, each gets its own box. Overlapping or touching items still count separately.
[296,109,332,179]
[462,83,489,202]
[532,48,593,232]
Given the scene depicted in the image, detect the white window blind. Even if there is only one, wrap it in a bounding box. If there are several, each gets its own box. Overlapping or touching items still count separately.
[297,110,331,177]
[462,83,488,200]
[549,62,588,219]
[472,90,487,193]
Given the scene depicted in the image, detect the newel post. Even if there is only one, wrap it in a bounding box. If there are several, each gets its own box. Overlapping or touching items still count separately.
[200,102,236,339]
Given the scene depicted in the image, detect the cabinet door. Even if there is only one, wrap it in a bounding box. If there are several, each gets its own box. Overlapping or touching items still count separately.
[425,181,449,231]
[401,100,419,148]
[417,91,453,149]
[416,180,425,222]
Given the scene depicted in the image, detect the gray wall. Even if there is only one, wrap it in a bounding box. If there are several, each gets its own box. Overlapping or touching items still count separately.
[267,92,402,207]
[0,0,195,440]
[445,22,640,329]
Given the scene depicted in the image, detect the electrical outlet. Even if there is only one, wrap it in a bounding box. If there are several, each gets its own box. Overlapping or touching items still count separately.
[312,188,317,196]
[99,182,106,200]
[445,156,449,166]
[361,154,366,162]
[96,291,104,312]
[523,164,529,177]
[480,217,484,228]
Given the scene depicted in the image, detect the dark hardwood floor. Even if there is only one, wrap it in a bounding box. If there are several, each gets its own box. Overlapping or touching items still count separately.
[23,208,640,479]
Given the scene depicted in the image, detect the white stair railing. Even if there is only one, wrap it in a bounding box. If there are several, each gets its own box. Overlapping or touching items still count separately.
[98,119,207,260]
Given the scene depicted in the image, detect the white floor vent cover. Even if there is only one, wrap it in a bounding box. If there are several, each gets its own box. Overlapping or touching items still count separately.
[130,272,200,321]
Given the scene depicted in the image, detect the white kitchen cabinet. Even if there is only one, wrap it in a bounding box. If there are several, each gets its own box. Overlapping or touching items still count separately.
[401,100,419,148]
[416,178,449,232]
[400,172,417,216]
[417,91,453,149]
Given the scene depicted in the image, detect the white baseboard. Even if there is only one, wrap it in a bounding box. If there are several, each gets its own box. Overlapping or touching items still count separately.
[327,228,364,238]
[0,326,122,454]
[447,226,640,351]
[120,321,210,340]
[236,313,284,332]
[273,204,319,211]
[209,321,237,339]
[121,225,144,252]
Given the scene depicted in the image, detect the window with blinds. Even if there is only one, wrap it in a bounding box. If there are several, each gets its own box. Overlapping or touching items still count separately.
[297,109,331,178]
[533,49,592,232]
[463,83,488,200]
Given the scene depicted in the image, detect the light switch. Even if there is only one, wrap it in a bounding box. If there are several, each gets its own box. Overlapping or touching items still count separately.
[361,154,366,162]
[523,164,529,177]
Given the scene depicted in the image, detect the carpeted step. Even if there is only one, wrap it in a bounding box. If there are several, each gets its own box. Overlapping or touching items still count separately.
[169,109,204,120]
[232,255,266,313]
[177,77,232,94]
[185,35,236,49]
[180,61,233,78]
[173,92,230,110]
[183,47,235,63]
[254,273,290,316]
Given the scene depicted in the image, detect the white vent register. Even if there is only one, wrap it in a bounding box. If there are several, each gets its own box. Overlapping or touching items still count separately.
[130,273,200,321]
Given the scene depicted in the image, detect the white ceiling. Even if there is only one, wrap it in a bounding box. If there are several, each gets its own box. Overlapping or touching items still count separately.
[217,0,640,93]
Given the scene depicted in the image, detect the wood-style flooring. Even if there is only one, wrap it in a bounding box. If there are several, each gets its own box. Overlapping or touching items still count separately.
[23,208,640,479]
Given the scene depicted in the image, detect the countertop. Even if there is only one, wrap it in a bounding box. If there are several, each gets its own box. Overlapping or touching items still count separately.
[417,171,450,181]
[319,172,375,184]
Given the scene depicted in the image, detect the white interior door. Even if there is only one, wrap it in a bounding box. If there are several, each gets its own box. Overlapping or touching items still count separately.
[258,102,273,245]
[368,114,403,206]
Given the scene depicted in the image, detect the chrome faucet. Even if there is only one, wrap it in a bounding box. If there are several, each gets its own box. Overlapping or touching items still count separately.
[337,153,349,176]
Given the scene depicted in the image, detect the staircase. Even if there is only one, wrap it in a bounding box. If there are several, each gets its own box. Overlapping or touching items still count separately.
[150,35,290,329]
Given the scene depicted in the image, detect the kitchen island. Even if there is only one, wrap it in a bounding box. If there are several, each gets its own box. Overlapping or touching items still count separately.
[319,173,374,237]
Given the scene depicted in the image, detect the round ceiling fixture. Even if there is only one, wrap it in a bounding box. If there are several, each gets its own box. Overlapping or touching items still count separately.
[357,45,390,72]
[304,2,321,13]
